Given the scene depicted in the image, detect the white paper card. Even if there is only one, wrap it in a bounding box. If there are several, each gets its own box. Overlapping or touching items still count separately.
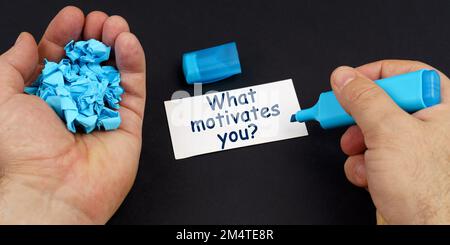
[164,79,308,159]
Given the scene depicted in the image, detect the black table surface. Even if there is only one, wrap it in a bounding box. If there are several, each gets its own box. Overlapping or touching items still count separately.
[1,0,449,224]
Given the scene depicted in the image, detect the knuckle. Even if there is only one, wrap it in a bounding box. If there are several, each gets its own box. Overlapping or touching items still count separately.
[409,59,428,67]
[344,82,382,106]
[405,59,432,71]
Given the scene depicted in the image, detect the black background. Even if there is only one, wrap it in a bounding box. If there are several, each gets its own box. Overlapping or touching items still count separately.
[0,0,449,225]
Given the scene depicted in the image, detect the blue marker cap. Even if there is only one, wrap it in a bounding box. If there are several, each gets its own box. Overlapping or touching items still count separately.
[182,42,241,84]
[291,69,441,129]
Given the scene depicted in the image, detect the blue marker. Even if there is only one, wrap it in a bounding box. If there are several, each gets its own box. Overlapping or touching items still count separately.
[290,69,441,129]
[183,42,241,84]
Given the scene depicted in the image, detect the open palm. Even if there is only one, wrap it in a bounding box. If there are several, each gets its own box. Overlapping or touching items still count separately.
[0,7,146,224]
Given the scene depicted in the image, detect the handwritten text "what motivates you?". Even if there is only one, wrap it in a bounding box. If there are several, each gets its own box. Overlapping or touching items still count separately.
[190,89,280,149]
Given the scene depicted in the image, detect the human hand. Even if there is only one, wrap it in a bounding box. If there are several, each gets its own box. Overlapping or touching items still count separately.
[0,6,145,224]
[331,60,450,224]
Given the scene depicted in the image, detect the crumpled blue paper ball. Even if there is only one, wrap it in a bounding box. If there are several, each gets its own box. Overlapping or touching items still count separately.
[25,39,124,133]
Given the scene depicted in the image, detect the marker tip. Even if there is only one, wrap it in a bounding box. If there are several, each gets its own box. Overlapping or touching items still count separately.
[290,114,296,122]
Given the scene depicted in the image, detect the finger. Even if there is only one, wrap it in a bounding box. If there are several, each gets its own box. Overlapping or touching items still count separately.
[340,125,366,155]
[356,60,434,80]
[38,6,85,63]
[102,16,130,47]
[344,154,367,188]
[0,32,38,97]
[356,60,450,103]
[115,32,146,137]
[330,66,411,135]
[83,11,109,40]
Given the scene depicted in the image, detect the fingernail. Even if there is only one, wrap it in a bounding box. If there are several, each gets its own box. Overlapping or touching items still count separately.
[15,32,25,45]
[333,67,356,90]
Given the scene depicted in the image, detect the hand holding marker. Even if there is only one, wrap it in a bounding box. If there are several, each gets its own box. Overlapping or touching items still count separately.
[291,69,441,128]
